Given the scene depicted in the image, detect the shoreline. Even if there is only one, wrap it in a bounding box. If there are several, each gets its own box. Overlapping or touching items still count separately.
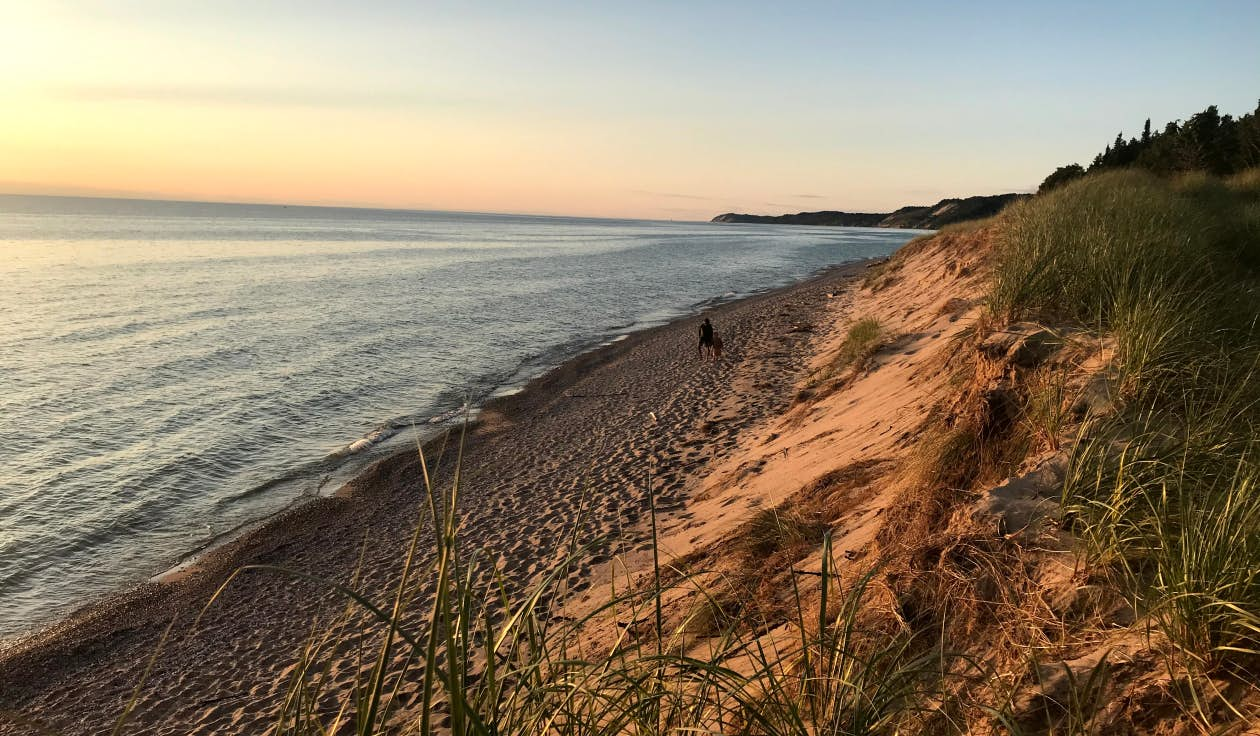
[0,258,875,650]
[0,257,879,734]
[154,261,875,587]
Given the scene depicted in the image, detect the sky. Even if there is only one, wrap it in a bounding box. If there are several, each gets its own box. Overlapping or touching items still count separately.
[1,1,1258,220]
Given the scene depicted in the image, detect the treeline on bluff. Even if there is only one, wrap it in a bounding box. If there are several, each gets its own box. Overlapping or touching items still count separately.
[1041,100,1260,192]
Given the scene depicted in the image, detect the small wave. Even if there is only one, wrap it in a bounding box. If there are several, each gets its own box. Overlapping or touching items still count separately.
[427,404,468,425]
[183,305,248,321]
[327,405,465,460]
[327,424,395,459]
[212,459,333,508]
[50,319,155,345]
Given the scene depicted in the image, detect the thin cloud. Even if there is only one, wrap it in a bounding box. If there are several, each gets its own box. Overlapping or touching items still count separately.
[765,201,838,210]
[50,83,470,110]
[0,180,173,200]
[630,190,714,201]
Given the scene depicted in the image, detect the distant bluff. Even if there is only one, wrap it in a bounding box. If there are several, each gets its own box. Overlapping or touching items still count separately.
[711,193,1026,229]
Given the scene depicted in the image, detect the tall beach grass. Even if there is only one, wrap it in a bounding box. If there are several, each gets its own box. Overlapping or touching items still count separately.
[990,169,1260,703]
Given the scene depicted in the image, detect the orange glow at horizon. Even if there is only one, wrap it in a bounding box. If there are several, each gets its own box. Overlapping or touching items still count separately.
[6,3,1253,220]
[0,5,1047,220]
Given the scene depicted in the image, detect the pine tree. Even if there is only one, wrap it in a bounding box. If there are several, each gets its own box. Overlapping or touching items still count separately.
[1240,100,1260,168]
[1110,133,1131,167]
[1047,103,1260,187]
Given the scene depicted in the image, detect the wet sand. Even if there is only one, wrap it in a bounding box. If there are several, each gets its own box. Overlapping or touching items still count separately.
[0,260,874,735]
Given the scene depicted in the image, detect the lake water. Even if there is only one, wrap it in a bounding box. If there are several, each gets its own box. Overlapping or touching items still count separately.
[0,194,922,638]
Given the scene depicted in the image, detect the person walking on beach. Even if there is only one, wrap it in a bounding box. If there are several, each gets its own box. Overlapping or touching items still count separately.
[698,317,715,359]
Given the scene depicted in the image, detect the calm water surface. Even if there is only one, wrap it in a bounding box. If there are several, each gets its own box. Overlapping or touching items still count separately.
[0,194,923,638]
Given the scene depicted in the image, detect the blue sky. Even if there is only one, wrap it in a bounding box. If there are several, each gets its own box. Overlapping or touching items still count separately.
[2,1,1257,218]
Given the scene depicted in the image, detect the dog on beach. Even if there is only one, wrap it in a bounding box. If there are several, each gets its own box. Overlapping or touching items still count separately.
[699,335,724,361]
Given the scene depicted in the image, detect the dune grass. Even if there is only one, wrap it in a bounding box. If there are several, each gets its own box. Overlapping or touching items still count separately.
[1019,366,1072,452]
[836,318,883,369]
[989,170,1260,702]
[737,506,829,562]
[798,318,884,402]
[1225,167,1260,198]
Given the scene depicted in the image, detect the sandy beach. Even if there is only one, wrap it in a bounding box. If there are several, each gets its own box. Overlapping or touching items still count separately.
[6,7,1256,730]
[0,260,875,735]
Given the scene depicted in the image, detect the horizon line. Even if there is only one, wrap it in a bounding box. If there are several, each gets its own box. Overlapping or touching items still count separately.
[0,190,716,225]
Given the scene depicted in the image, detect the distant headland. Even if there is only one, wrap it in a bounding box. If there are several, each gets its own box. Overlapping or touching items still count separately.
[711,192,1026,229]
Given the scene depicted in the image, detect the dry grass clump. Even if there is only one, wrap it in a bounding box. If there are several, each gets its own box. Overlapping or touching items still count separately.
[736,459,890,564]
[862,257,902,291]
[796,458,889,512]
[835,318,883,368]
[798,318,885,403]
[1225,166,1260,198]
[877,341,1028,556]
[716,459,889,624]
[902,356,1039,498]
[858,287,1169,731]
[738,507,829,562]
